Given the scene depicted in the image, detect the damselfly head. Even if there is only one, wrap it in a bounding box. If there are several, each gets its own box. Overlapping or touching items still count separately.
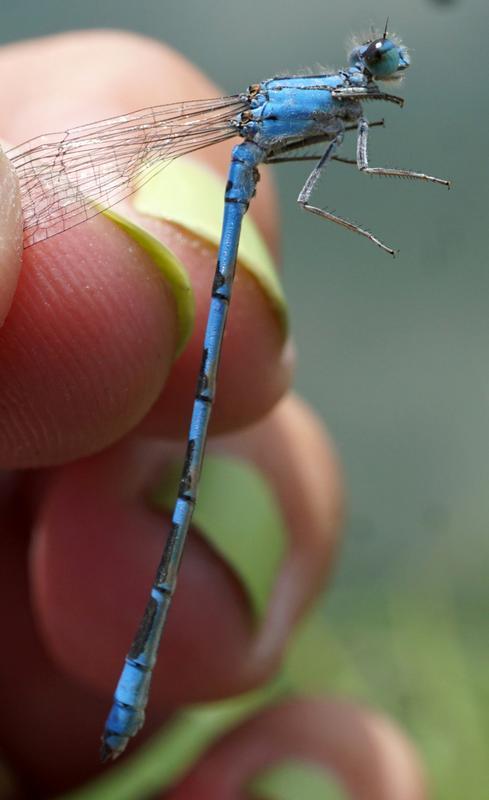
[348,30,410,81]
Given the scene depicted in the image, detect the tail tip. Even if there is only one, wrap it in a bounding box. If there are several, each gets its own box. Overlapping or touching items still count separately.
[100,734,126,763]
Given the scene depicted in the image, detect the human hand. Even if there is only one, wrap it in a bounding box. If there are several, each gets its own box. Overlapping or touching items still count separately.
[0,31,426,799]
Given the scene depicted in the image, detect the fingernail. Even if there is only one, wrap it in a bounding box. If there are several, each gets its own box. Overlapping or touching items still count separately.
[249,761,347,800]
[150,454,286,621]
[103,208,195,357]
[133,157,288,337]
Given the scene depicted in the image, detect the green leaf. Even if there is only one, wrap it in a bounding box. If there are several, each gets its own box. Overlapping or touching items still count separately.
[103,208,195,357]
[133,157,288,335]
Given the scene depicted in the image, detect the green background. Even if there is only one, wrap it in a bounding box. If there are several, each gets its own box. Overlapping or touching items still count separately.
[1,0,487,797]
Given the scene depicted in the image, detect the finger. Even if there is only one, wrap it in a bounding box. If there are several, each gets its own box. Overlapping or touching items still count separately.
[0,475,112,795]
[30,396,342,726]
[0,31,288,468]
[171,698,427,800]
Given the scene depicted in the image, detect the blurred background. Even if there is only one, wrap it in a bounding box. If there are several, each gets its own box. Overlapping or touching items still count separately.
[1,0,487,798]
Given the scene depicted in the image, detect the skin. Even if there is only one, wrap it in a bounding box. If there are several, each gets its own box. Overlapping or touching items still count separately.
[0,30,427,799]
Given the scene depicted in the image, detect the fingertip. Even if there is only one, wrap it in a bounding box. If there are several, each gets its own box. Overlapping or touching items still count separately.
[0,216,180,467]
[172,698,428,800]
[30,438,257,706]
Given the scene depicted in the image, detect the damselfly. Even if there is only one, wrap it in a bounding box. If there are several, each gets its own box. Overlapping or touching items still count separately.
[7,27,450,760]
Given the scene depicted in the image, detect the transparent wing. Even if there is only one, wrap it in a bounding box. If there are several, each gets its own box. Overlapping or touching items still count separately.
[7,95,246,248]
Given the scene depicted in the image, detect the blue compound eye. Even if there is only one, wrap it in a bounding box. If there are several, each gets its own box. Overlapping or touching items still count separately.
[363,38,402,78]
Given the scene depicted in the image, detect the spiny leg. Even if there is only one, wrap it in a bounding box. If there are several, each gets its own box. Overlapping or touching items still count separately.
[356,117,451,186]
[297,133,397,255]
[265,120,385,165]
[332,86,404,107]
[271,154,357,166]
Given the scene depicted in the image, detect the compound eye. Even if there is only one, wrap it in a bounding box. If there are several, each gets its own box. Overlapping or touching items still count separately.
[364,39,384,65]
[363,38,401,78]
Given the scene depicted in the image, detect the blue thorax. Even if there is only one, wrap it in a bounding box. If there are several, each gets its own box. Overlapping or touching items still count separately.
[235,35,409,150]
